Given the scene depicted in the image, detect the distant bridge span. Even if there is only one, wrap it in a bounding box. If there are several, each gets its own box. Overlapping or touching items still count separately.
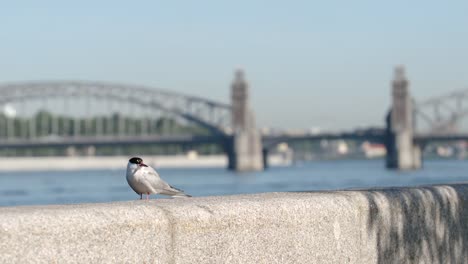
[262,130,386,149]
[0,135,228,149]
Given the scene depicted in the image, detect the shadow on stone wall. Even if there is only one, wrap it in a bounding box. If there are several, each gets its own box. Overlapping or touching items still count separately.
[364,185,468,263]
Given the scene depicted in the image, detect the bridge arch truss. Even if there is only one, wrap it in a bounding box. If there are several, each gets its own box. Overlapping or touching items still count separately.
[414,88,468,135]
[0,81,233,136]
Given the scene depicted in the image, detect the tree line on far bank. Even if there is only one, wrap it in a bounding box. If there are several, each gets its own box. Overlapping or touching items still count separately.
[0,110,224,156]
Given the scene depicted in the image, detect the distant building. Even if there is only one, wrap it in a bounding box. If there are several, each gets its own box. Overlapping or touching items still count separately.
[361,142,386,158]
[436,146,454,158]
[337,140,349,155]
[186,150,199,160]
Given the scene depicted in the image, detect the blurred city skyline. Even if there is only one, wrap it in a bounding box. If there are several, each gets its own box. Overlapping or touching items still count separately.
[1,1,468,130]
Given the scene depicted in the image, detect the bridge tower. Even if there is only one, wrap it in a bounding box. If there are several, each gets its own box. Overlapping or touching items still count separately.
[227,70,264,171]
[385,66,422,170]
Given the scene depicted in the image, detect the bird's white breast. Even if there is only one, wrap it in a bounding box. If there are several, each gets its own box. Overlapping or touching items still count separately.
[126,163,139,180]
[126,163,153,194]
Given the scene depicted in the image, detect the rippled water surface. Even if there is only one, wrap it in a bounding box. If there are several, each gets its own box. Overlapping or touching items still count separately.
[1,159,468,207]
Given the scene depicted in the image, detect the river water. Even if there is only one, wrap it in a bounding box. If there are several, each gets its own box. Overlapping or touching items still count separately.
[1,159,468,207]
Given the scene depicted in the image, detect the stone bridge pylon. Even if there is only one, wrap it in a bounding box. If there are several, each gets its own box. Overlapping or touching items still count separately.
[227,70,264,171]
[385,66,422,170]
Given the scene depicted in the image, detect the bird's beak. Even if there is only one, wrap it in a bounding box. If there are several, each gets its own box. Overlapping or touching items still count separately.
[139,163,148,167]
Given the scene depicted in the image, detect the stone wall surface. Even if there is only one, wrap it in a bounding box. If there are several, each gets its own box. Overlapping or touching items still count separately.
[0,183,467,263]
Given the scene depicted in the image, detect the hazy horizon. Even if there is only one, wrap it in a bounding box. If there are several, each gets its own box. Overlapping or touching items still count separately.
[1,1,468,130]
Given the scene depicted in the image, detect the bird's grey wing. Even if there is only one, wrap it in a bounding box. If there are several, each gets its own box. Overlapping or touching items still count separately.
[139,166,169,190]
[141,167,191,197]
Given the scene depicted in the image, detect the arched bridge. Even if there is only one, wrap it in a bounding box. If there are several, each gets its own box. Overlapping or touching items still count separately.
[1,68,468,171]
[0,81,232,136]
[0,72,263,171]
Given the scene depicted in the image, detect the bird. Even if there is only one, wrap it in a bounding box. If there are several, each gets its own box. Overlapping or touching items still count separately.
[126,157,191,200]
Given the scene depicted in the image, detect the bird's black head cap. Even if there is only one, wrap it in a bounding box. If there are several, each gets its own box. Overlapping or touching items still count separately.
[129,157,143,164]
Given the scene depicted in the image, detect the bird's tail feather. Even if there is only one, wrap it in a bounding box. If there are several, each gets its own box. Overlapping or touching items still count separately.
[162,185,192,198]
[172,193,192,198]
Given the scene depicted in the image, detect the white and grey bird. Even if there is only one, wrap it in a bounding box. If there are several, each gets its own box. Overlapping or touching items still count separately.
[126,157,191,200]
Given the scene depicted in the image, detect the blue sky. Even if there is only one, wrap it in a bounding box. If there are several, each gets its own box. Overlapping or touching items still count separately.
[1,1,468,130]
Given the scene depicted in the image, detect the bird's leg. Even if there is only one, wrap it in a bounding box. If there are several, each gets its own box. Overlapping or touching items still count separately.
[146,193,150,200]
[140,194,143,200]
